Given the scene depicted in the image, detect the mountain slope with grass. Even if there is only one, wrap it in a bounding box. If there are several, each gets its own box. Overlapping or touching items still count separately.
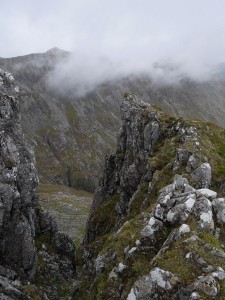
[1,50,225,192]
[78,95,225,299]
[0,48,119,192]
[38,183,92,246]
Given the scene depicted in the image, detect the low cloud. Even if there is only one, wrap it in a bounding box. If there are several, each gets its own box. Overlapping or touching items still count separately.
[47,28,225,97]
[1,0,225,95]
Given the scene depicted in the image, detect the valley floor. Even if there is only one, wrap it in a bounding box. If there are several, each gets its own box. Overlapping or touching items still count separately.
[37,184,93,245]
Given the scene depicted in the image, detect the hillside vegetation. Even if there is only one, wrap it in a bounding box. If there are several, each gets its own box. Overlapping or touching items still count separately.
[78,95,225,299]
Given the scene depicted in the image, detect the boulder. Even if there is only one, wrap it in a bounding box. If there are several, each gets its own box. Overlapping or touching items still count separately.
[193,275,218,297]
[191,163,211,188]
[212,198,225,225]
[127,267,180,300]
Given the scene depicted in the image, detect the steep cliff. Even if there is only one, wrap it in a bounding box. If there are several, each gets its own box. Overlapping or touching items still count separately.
[0,49,119,192]
[0,69,76,299]
[80,95,225,299]
[0,68,38,280]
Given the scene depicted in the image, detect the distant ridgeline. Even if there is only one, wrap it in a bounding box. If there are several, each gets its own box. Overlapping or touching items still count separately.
[1,50,225,192]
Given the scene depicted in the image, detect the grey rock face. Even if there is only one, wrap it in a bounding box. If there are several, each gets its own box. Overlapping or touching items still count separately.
[186,154,201,173]
[191,163,212,188]
[127,267,180,300]
[0,69,38,279]
[173,148,192,170]
[193,196,214,232]
[140,217,164,246]
[192,275,218,297]
[0,69,76,299]
[212,198,225,225]
[2,50,225,193]
[81,94,225,299]
[143,121,160,151]
[85,96,160,243]
[0,51,120,192]
[0,275,31,300]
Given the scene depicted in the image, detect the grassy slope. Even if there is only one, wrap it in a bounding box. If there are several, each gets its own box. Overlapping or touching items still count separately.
[37,184,93,245]
[78,107,225,299]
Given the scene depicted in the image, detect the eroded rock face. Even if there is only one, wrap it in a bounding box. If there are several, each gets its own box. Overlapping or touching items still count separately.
[0,69,38,279]
[0,69,76,299]
[212,198,225,225]
[127,267,180,300]
[127,175,225,299]
[85,96,161,244]
[191,163,212,189]
[81,95,225,299]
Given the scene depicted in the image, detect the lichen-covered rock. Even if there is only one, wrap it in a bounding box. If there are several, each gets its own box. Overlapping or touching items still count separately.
[0,69,38,279]
[167,201,193,225]
[127,267,180,300]
[94,251,116,276]
[108,262,128,280]
[140,217,164,244]
[192,275,218,297]
[191,163,212,188]
[173,148,192,170]
[212,198,225,225]
[0,69,76,299]
[196,188,217,199]
[186,153,202,173]
[81,95,225,299]
[174,288,192,300]
[178,224,190,237]
[85,96,160,243]
[193,196,214,231]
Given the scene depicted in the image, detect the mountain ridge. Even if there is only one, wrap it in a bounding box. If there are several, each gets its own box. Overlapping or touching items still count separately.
[79,95,225,299]
[1,49,225,192]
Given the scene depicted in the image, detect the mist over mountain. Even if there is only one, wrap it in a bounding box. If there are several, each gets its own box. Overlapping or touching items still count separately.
[46,49,225,98]
[1,48,225,193]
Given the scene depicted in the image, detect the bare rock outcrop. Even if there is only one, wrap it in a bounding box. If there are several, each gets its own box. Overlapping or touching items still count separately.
[0,69,76,299]
[81,95,225,299]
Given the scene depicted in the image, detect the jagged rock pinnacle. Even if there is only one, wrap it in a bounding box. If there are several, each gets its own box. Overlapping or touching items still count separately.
[81,94,225,299]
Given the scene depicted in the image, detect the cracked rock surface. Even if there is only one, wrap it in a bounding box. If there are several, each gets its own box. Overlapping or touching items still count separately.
[0,69,76,299]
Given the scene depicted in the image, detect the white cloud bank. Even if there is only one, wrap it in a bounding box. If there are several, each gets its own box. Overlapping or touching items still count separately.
[1,0,225,92]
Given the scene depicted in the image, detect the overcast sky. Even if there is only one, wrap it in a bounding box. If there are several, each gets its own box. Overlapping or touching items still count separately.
[1,0,225,84]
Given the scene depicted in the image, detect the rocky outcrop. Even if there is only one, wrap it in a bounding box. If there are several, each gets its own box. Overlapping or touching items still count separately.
[127,267,180,300]
[127,174,225,299]
[85,95,160,244]
[84,95,216,245]
[0,69,38,279]
[0,69,76,299]
[80,95,225,299]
